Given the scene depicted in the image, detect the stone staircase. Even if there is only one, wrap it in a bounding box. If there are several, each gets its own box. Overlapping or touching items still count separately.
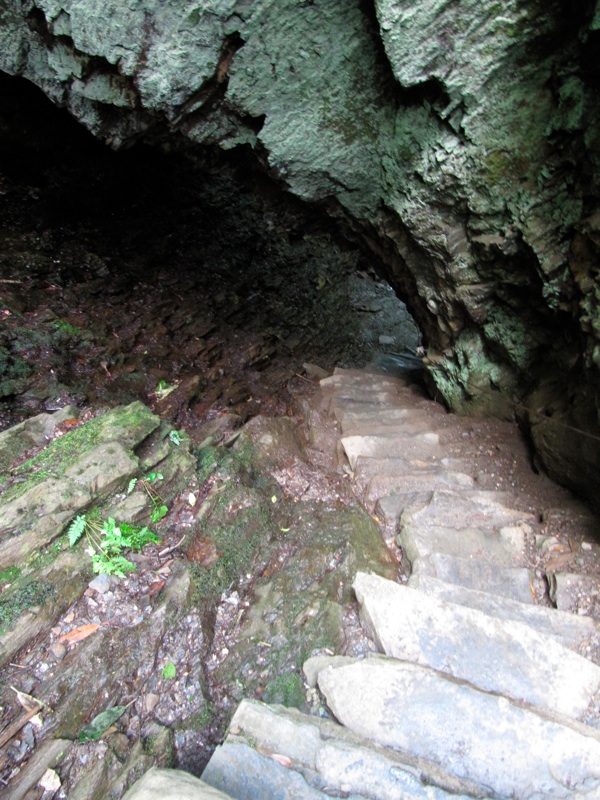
[124,367,600,800]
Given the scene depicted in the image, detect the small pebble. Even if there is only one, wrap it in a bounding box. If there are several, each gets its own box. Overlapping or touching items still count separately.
[88,573,114,594]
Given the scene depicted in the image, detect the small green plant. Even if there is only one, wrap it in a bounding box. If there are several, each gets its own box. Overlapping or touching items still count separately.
[162,662,177,679]
[155,379,178,400]
[54,319,82,337]
[67,514,159,577]
[169,429,182,446]
[127,472,168,523]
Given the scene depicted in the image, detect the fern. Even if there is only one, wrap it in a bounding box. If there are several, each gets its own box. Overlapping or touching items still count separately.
[68,515,87,546]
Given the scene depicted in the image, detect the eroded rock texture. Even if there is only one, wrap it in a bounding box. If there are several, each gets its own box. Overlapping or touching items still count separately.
[1,0,599,503]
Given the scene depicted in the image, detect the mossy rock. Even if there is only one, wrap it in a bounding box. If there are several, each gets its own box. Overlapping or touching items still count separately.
[0,550,90,668]
[0,403,164,566]
[0,405,79,473]
[210,500,396,711]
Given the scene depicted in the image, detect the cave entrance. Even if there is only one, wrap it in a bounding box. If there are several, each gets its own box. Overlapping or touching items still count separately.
[0,72,422,438]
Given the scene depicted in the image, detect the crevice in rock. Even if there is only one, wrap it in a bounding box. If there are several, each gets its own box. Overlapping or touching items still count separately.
[358,0,454,117]
[173,32,246,130]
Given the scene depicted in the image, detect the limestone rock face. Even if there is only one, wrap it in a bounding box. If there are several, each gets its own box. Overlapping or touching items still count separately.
[1,0,599,504]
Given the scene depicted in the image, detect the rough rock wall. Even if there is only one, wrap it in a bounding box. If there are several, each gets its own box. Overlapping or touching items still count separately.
[1,0,599,504]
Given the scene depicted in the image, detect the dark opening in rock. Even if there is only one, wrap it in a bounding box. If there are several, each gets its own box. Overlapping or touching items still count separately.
[0,71,421,438]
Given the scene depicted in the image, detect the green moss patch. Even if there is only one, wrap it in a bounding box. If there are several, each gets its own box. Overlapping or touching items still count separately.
[0,579,56,636]
[0,402,159,506]
[191,486,273,604]
[263,672,305,709]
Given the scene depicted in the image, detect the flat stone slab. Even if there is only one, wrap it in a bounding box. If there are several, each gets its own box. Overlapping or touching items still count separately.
[203,742,333,800]
[368,469,474,505]
[203,699,481,800]
[399,522,526,568]
[409,575,600,661]
[376,492,434,524]
[411,552,537,604]
[401,489,535,530]
[339,406,433,427]
[353,572,600,721]
[354,456,413,481]
[321,376,404,394]
[329,393,409,417]
[0,406,78,473]
[342,433,441,470]
[0,441,138,566]
[123,768,233,800]
[317,657,600,799]
[341,418,435,439]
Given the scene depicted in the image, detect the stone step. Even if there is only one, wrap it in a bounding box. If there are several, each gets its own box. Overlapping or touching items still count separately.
[340,417,439,438]
[410,552,538,604]
[368,470,475,509]
[342,433,441,470]
[315,656,600,800]
[332,366,411,384]
[122,768,233,800]
[353,572,600,722]
[398,521,527,568]
[366,468,475,500]
[376,492,434,524]
[321,372,407,391]
[409,575,600,662]
[400,489,537,530]
[334,398,440,422]
[354,456,442,484]
[202,698,481,800]
[338,406,444,428]
[326,394,407,418]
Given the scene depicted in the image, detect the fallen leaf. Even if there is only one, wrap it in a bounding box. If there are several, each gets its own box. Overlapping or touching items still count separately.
[11,686,44,712]
[187,536,219,567]
[148,579,165,597]
[270,753,292,767]
[58,623,101,644]
[79,705,129,742]
[545,553,574,571]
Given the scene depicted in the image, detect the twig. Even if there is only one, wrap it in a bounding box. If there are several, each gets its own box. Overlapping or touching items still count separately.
[0,705,42,748]
[294,373,312,384]
[0,279,21,284]
[158,535,185,558]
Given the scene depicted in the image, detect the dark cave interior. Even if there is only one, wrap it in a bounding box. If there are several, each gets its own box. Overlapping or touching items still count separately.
[0,71,421,439]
